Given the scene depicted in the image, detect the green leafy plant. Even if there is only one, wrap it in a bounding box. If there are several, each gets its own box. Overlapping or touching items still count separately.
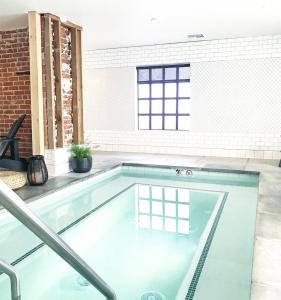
[70,144,92,159]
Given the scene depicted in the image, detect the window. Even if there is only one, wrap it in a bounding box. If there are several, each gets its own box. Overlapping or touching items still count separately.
[137,64,190,130]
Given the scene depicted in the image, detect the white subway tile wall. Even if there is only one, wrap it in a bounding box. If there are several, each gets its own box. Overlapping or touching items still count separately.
[84,35,281,69]
[45,148,71,176]
[83,35,281,160]
[85,130,281,159]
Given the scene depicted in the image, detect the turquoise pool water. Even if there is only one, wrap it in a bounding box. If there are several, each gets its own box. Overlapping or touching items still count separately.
[0,165,259,300]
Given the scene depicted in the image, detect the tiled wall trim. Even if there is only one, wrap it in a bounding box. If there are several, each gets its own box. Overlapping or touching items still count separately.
[45,148,71,176]
[84,35,281,69]
[83,35,281,160]
[85,130,281,160]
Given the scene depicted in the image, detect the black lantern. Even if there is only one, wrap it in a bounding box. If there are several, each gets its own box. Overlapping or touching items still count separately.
[27,155,48,186]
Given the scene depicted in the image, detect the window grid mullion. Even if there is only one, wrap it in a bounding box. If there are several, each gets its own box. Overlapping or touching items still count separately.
[138,63,190,70]
[137,80,140,129]
[149,68,152,130]
[138,113,190,116]
[176,66,179,130]
[162,67,165,130]
[137,79,190,84]
[139,97,190,101]
[137,64,190,131]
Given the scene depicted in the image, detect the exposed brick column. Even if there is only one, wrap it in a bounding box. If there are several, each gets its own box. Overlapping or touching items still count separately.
[61,25,73,146]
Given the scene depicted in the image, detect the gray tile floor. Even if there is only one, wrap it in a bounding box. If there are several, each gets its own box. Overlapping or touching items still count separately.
[16,168,102,202]
[6,151,281,299]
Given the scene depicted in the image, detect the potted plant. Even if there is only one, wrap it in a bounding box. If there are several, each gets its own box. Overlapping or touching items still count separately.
[70,144,92,173]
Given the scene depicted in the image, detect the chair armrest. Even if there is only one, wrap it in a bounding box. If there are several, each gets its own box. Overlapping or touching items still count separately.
[0,138,19,142]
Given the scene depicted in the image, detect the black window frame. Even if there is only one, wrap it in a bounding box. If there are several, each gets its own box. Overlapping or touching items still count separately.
[137,64,190,131]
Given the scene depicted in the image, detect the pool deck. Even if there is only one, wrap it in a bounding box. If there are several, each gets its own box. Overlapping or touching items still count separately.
[4,151,281,300]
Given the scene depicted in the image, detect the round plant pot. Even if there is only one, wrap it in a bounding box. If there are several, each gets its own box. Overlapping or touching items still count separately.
[71,157,92,173]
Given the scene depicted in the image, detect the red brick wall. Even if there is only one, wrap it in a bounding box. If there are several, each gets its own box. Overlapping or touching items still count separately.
[0,28,32,158]
[61,25,73,145]
[0,22,75,160]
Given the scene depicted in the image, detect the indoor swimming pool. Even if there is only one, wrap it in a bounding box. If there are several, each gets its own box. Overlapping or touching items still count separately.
[0,164,259,300]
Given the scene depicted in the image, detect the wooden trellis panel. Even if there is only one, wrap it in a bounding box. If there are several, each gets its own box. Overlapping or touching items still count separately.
[43,13,84,148]
[44,14,56,149]
[28,11,45,155]
[71,28,84,144]
[53,19,64,148]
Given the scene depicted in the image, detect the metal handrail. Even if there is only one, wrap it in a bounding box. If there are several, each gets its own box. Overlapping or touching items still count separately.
[0,180,117,300]
[0,259,21,300]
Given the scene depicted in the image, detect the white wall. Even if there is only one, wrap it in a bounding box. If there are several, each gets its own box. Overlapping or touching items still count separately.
[84,67,136,131]
[191,59,281,134]
[83,35,281,159]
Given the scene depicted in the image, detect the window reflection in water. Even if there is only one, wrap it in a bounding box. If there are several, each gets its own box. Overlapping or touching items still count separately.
[137,184,190,235]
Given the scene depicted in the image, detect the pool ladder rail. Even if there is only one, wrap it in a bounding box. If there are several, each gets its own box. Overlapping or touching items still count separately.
[0,260,21,300]
[0,180,117,300]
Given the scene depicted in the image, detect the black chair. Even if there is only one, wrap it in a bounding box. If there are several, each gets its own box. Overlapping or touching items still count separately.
[0,114,28,171]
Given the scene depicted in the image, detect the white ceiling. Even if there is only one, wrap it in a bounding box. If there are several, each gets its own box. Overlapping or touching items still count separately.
[1,0,281,50]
